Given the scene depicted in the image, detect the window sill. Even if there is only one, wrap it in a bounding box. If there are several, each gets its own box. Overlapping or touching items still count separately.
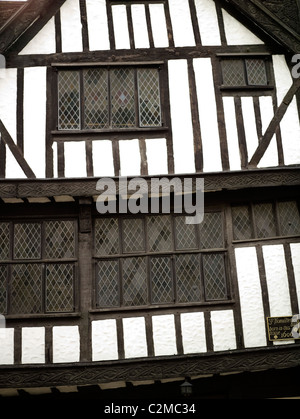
[5,312,81,322]
[220,85,274,92]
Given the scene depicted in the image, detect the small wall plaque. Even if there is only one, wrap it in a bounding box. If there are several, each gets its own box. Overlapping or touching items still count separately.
[267,316,300,341]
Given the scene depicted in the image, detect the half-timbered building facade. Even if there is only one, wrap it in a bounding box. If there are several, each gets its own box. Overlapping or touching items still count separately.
[0,0,299,399]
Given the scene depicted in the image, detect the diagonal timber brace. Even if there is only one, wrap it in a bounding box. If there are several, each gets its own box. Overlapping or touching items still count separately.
[0,119,36,178]
[249,77,300,168]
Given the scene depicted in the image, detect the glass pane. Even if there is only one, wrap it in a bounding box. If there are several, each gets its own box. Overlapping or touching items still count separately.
[45,221,75,259]
[203,253,227,301]
[147,215,172,252]
[10,264,42,314]
[200,212,224,249]
[83,68,109,129]
[278,201,300,236]
[175,216,197,250]
[138,68,161,127]
[96,260,119,307]
[122,218,145,253]
[151,256,173,304]
[0,265,7,314]
[254,203,276,238]
[95,218,119,256]
[175,254,201,303]
[246,59,267,85]
[232,206,252,240]
[0,223,10,260]
[14,223,41,259]
[122,257,147,306]
[111,68,135,128]
[221,59,246,86]
[58,71,80,130]
[46,264,74,312]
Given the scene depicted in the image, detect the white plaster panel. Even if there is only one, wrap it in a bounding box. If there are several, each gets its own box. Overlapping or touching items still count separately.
[168,60,195,174]
[60,0,83,53]
[0,68,17,142]
[290,244,300,308]
[93,140,115,177]
[180,312,207,354]
[86,0,110,51]
[145,138,168,175]
[22,327,45,364]
[258,96,278,168]
[211,310,237,352]
[19,17,55,55]
[53,326,80,363]
[123,317,148,359]
[149,4,169,48]
[223,96,241,170]
[168,0,195,47]
[273,55,300,166]
[193,58,222,172]
[92,319,119,361]
[131,5,150,49]
[119,139,141,176]
[64,141,87,177]
[241,97,258,161]
[195,0,221,45]
[263,245,292,317]
[235,247,267,348]
[112,5,130,50]
[5,148,27,179]
[152,314,177,356]
[222,9,264,45]
[24,67,46,178]
[0,329,14,365]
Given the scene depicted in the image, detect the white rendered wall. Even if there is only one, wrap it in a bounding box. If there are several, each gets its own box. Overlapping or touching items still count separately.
[181,312,207,354]
[119,139,141,176]
[64,142,87,177]
[290,244,300,307]
[60,0,83,53]
[222,9,264,45]
[273,55,300,166]
[194,0,221,45]
[93,140,115,177]
[86,0,110,51]
[211,310,236,351]
[0,68,17,142]
[168,0,195,47]
[258,96,278,168]
[92,319,119,361]
[52,326,80,363]
[24,67,46,178]
[112,5,131,49]
[223,97,241,171]
[123,317,148,358]
[22,327,45,364]
[168,60,195,174]
[152,314,177,356]
[131,5,150,49]
[235,247,267,348]
[19,17,56,55]
[193,58,222,172]
[0,329,14,365]
[145,138,168,176]
[149,4,169,48]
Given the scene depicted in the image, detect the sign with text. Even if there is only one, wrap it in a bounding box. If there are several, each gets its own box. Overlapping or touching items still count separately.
[267,316,300,341]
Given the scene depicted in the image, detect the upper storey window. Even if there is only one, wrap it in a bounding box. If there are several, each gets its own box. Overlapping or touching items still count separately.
[57,66,162,131]
[220,56,272,89]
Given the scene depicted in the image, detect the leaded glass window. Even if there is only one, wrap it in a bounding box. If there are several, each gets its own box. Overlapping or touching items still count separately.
[57,66,162,131]
[94,211,228,308]
[221,57,269,87]
[0,220,77,315]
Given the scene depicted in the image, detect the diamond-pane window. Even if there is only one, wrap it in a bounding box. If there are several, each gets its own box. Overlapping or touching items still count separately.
[175,216,197,250]
[10,264,43,314]
[278,201,300,236]
[95,218,119,255]
[0,265,7,314]
[151,256,173,304]
[0,223,10,260]
[199,212,224,249]
[111,68,135,128]
[46,264,74,312]
[221,59,245,86]
[14,223,41,259]
[96,260,119,307]
[254,203,276,238]
[122,257,147,306]
[221,58,269,87]
[45,221,75,259]
[147,215,172,252]
[83,68,109,129]
[246,59,267,85]
[122,218,145,253]
[176,254,201,303]
[232,206,252,240]
[138,68,161,127]
[203,253,227,301]
[58,71,80,130]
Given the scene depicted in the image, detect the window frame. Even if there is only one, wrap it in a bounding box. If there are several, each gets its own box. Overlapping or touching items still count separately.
[217,54,274,92]
[53,62,166,135]
[0,218,79,317]
[92,210,232,312]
